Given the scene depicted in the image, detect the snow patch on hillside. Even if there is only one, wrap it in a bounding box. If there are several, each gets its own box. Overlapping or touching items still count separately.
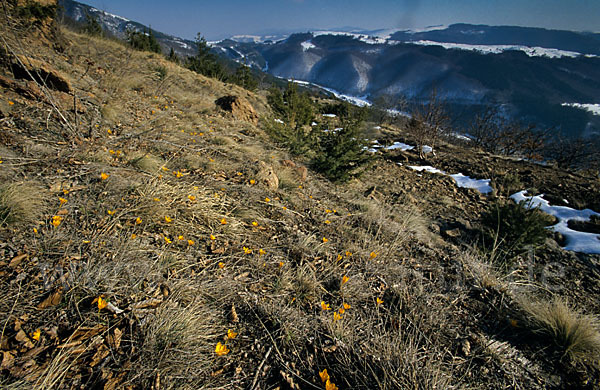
[404,40,587,58]
[90,7,130,22]
[301,41,316,51]
[407,166,492,193]
[312,31,387,45]
[561,103,600,116]
[450,173,492,194]
[385,142,413,151]
[511,191,600,254]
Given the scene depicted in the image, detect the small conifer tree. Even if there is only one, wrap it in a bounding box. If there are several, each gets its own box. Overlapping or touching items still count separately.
[186,33,227,81]
[82,12,103,36]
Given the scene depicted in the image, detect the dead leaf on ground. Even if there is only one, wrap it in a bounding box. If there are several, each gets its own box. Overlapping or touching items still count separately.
[9,253,28,268]
[15,329,31,344]
[1,351,15,370]
[37,288,63,309]
[107,328,122,350]
[131,298,162,310]
[90,344,109,367]
[1,335,10,349]
[69,325,107,342]
[23,346,46,359]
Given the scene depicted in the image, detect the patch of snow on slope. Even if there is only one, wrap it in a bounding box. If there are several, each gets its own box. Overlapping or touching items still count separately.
[352,57,372,92]
[409,166,445,174]
[173,40,190,49]
[90,7,129,22]
[312,31,387,45]
[406,40,586,58]
[407,166,492,194]
[291,80,373,107]
[561,103,600,116]
[385,142,413,151]
[301,41,316,51]
[229,47,245,59]
[510,191,600,254]
[450,174,493,194]
[406,25,449,33]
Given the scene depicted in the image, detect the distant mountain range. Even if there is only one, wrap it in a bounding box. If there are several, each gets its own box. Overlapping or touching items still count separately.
[214,27,600,138]
[60,0,600,138]
[58,0,197,58]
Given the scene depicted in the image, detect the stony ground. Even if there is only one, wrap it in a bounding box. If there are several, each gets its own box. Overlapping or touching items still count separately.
[1,12,599,390]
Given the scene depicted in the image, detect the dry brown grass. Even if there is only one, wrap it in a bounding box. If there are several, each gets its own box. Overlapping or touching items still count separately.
[0,181,48,226]
[519,297,600,363]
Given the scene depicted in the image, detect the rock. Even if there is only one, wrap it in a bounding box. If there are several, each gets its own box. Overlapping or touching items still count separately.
[280,159,296,168]
[456,218,472,230]
[257,161,279,189]
[11,56,72,93]
[215,95,259,125]
[443,228,461,238]
[297,165,308,182]
[0,75,44,101]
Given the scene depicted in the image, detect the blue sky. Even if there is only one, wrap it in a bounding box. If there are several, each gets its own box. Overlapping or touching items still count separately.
[80,0,600,40]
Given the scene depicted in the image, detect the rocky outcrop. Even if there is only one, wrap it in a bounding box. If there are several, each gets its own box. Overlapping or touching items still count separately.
[11,56,72,93]
[280,159,308,182]
[257,161,279,190]
[215,95,259,125]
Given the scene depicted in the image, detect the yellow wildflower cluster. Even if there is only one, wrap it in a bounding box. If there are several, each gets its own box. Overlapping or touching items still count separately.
[332,302,351,321]
[51,215,62,228]
[96,296,108,310]
[215,329,237,356]
[319,369,338,390]
[30,329,41,341]
[215,342,229,356]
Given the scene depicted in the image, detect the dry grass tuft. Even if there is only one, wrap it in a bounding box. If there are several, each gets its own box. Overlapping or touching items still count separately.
[0,181,48,226]
[520,297,600,362]
[129,281,228,388]
[130,152,165,174]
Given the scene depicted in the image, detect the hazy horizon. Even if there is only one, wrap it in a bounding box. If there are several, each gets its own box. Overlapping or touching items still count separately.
[79,0,600,41]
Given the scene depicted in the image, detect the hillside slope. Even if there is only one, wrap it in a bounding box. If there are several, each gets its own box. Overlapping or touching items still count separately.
[1,5,600,389]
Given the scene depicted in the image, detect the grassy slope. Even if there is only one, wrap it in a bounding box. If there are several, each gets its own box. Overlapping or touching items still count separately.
[1,19,599,390]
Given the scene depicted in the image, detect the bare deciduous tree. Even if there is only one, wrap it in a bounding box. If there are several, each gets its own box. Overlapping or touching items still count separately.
[409,90,450,159]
